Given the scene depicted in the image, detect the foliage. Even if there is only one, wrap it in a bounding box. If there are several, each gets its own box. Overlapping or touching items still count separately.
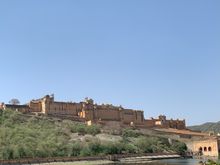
[122,128,143,138]
[9,99,20,105]
[134,136,166,153]
[0,109,187,160]
[170,141,187,154]
[70,143,81,156]
[204,159,220,165]
[0,109,76,159]
[68,123,101,136]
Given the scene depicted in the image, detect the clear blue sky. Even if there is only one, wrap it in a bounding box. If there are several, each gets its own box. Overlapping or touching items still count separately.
[0,0,219,126]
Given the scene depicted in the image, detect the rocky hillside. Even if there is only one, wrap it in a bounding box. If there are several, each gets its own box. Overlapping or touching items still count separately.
[188,121,220,133]
[0,109,186,160]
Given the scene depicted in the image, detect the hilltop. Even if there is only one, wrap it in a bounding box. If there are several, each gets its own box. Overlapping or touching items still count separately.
[0,109,186,160]
[188,121,220,134]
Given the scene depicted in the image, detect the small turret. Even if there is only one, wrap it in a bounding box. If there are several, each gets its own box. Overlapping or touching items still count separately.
[43,94,54,103]
[159,115,166,121]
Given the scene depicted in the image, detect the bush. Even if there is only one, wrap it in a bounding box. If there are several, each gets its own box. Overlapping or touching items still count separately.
[134,136,173,153]
[80,147,92,156]
[88,141,103,155]
[124,143,138,153]
[86,125,101,135]
[170,141,187,154]
[122,128,142,138]
[71,143,81,156]
[102,142,123,154]
[0,109,187,159]
[205,159,220,165]
[69,123,101,136]
[135,137,153,153]
[76,125,87,135]
[0,110,71,159]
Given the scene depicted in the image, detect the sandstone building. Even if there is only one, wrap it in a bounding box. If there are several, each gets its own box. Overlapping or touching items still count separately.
[0,94,186,129]
[144,115,186,129]
[182,133,220,157]
[188,138,220,157]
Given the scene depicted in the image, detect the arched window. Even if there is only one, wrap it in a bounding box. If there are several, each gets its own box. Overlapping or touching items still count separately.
[208,147,212,152]
[204,147,207,152]
[199,147,202,152]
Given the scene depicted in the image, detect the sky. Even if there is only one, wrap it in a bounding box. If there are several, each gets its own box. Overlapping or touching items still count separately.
[0,0,219,126]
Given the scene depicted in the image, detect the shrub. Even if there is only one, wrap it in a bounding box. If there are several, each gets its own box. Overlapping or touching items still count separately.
[70,143,80,156]
[134,136,173,153]
[70,123,101,136]
[77,125,86,135]
[88,141,103,155]
[124,143,138,153]
[102,143,123,154]
[86,125,101,135]
[122,128,142,138]
[80,147,92,156]
[170,141,187,154]
[0,109,187,159]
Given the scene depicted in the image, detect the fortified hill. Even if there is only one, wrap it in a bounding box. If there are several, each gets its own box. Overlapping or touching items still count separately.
[1,94,219,157]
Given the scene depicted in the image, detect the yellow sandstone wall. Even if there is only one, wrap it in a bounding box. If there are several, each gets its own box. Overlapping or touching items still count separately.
[29,95,83,117]
[4,94,186,130]
[144,119,155,127]
[135,111,144,124]
[189,139,219,157]
[122,109,135,124]
[144,117,186,129]
[47,102,81,116]
[95,109,120,121]
[79,102,144,125]
[29,102,42,112]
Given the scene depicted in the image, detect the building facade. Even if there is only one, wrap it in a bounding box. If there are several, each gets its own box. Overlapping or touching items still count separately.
[0,94,186,129]
[144,115,186,129]
[79,97,144,126]
[186,138,220,157]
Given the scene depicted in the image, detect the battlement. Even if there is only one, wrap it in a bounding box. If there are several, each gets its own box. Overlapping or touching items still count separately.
[1,94,186,130]
[144,115,186,129]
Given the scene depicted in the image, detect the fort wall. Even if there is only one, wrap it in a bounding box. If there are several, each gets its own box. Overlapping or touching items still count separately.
[144,115,186,129]
[29,101,42,112]
[95,109,120,121]
[2,104,30,113]
[1,94,186,130]
[79,100,144,126]
[47,101,82,116]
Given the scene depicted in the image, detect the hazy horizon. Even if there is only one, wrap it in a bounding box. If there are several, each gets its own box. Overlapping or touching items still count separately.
[0,0,219,126]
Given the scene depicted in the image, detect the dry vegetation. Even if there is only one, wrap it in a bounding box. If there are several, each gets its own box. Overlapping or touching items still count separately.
[0,109,186,160]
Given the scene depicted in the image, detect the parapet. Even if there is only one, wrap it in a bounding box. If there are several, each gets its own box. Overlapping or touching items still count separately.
[1,94,187,130]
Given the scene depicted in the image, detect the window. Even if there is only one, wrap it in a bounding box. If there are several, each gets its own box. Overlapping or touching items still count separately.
[204,147,207,152]
[208,147,212,152]
[155,121,162,125]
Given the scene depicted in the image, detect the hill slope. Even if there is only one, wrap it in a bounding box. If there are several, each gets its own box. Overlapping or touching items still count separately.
[0,109,186,160]
[188,121,220,133]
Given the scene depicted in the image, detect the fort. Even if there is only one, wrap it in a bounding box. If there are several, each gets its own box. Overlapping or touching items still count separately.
[0,94,219,157]
[0,94,185,129]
